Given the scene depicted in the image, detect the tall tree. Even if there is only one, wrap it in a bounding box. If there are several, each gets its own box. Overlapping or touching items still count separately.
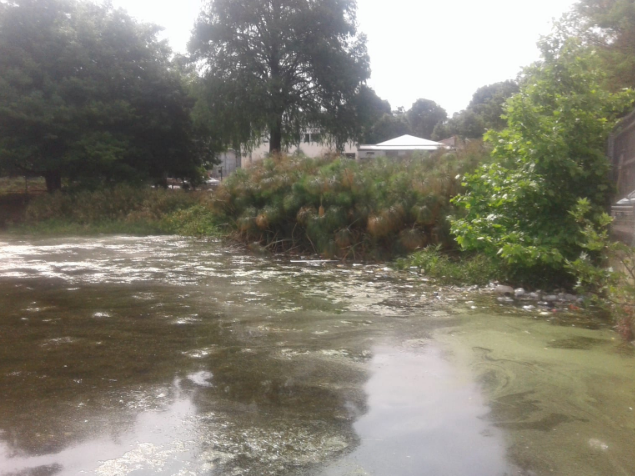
[321,85,391,147]
[189,0,370,153]
[406,99,447,139]
[0,0,198,192]
[432,81,518,140]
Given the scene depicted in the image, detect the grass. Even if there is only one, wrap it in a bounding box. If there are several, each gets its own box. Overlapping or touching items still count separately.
[394,246,507,286]
[8,184,223,237]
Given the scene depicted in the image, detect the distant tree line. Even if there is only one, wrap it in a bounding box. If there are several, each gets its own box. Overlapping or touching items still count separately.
[3,0,630,196]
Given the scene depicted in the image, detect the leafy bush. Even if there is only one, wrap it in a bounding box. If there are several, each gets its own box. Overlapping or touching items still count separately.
[451,39,635,288]
[214,146,487,259]
[395,245,506,285]
[566,200,635,341]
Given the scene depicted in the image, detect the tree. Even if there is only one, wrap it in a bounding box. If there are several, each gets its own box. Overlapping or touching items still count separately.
[574,0,635,90]
[0,0,199,192]
[467,80,519,131]
[432,81,518,140]
[406,99,447,139]
[366,113,411,144]
[451,38,634,282]
[189,0,370,154]
[327,85,391,147]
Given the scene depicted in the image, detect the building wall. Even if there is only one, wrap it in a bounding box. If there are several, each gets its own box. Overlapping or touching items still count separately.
[241,140,357,168]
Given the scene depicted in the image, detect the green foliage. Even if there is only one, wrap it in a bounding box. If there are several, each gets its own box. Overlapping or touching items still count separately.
[572,0,635,91]
[349,86,392,144]
[451,39,635,286]
[366,113,412,144]
[0,0,199,192]
[395,246,507,286]
[189,0,370,153]
[161,205,220,237]
[19,185,220,236]
[406,99,447,140]
[565,200,635,340]
[214,148,487,259]
[363,99,447,144]
[432,81,519,140]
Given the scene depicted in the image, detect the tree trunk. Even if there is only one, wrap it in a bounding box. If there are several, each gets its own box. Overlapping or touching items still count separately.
[44,171,62,193]
[269,117,282,154]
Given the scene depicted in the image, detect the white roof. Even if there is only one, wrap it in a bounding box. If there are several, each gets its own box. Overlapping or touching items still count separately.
[377,135,444,147]
[358,134,446,151]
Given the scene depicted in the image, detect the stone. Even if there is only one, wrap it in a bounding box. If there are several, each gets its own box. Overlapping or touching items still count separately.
[522,292,540,300]
[494,285,514,295]
[514,288,526,298]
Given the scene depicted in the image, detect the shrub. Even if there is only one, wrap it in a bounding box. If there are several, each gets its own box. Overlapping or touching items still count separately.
[395,245,506,286]
[451,39,635,288]
[214,148,487,259]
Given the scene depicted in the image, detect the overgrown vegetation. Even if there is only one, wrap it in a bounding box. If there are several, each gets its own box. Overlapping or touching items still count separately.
[565,201,635,340]
[395,246,506,286]
[213,145,489,260]
[450,38,635,289]
[15,185,220,236]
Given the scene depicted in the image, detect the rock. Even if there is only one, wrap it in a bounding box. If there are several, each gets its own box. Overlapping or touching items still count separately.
[521,292,540,300]
[562,293,577,302]
[494,285,514,296]
[543,295,558,302]
[497,296,514,303]
[537,301,550,307]
[523,305,535,311]
[514,288,526,298]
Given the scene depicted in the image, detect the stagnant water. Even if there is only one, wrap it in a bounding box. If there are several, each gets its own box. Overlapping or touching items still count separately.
[0,235,633,476]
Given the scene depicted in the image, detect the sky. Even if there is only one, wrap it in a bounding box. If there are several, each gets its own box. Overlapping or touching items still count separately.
[111,0,578,115]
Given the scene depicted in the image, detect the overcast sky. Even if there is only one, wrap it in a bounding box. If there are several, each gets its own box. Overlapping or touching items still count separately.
[110,0,578,115]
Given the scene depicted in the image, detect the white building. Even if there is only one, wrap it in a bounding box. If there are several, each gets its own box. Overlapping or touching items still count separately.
[357,134,447,159]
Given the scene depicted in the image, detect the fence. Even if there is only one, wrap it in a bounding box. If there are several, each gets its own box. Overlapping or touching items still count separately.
[609,109,635,243]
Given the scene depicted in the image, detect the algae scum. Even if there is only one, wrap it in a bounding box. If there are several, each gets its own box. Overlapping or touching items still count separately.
[0,236,633,476]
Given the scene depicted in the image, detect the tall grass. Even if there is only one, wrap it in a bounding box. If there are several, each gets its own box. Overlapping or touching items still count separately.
[17,185,221,236]
[214,143,488,259]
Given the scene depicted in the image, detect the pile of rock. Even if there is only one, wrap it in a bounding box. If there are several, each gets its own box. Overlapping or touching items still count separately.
[493,284,582,308]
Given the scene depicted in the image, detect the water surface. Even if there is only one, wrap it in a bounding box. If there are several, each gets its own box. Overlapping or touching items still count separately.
[0,235,633,475]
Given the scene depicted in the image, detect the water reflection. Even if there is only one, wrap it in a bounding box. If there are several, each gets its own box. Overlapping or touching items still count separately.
[0,235,633,475]
[1,390,199,475]
[320,345,510,476]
